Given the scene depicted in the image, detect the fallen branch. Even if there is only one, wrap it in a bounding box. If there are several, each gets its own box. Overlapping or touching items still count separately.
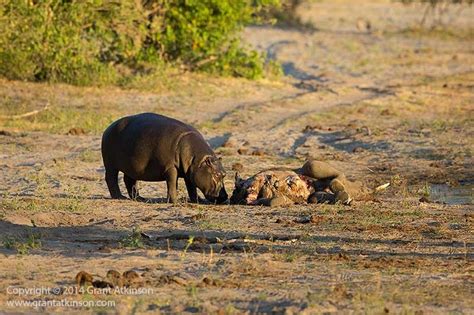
[0,102,49,120]
[374,182,390,192]
[154,231,301,243]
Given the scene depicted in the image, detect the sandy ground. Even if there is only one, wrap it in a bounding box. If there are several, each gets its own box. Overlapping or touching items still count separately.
[0,1,473,314]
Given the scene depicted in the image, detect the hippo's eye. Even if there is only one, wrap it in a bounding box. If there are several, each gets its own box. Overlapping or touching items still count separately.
[213,172,225,180]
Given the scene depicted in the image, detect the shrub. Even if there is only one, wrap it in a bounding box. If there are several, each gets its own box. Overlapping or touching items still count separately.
[397,0,473,26]
[0,1,146,85]
[143,0,280,78]
[265,0,316,31]
[0,0,280,85]
[399,0,472,4]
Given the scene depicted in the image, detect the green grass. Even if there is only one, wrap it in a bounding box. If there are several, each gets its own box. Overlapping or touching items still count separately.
[273,250,300,263]
[120,227,145,249]
[389,26,474,41]
[197,219,230,230]
[2,233,42,255]
[78,149,101,163]
[1,107,116,135]
[0,196,86,213]
[2,236,16,250]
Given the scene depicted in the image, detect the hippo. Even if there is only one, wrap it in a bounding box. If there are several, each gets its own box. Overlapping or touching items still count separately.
[101,113,228,203]
[230,160,354,207]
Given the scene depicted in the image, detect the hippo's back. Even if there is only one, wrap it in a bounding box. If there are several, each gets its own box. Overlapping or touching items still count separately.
[101,113,198,180]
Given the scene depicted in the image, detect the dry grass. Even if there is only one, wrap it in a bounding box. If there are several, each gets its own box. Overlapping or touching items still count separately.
[0,0,473,313]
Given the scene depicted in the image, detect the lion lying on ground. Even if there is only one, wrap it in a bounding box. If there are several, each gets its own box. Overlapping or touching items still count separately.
[230,160,359,207]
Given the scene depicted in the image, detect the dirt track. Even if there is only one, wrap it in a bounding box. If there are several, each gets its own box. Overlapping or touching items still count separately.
[0,1,473,314]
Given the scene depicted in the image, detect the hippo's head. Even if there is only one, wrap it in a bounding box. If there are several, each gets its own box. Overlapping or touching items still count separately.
[194,155,228,204]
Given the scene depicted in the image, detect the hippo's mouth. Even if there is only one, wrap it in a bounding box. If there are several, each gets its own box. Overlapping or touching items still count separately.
[205,187,228,204]
[205,195,228,204]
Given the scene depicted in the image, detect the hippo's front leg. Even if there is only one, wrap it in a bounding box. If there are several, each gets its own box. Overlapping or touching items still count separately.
[184,177,198,203]
[165,168,178,203]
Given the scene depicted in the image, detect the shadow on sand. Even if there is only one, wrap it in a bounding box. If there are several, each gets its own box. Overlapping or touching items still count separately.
[1,221,471,260]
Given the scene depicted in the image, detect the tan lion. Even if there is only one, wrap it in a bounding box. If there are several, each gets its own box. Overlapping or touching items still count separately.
[230,160,357,207]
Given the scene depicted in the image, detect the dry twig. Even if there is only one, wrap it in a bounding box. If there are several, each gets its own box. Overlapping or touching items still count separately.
[0,102,49,120]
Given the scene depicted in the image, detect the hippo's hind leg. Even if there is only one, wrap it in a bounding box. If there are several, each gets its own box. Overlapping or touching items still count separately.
[124,175,145,202]
[105,168,125,199]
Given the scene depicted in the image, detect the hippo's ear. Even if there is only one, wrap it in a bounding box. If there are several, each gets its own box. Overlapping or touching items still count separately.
[199,156,213,168]
[205,156,213,167]
[199,155,212,167]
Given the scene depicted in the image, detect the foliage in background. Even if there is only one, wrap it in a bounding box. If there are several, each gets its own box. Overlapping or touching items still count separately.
[0,0,280,85]
[397,0,473,26]
[399,0,473,3]
[0,1,144,84]
[153,0,280,77]
[265,0,316,31]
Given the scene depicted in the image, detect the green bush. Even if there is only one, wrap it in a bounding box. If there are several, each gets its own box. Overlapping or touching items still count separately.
[0,0,280,85]
[399,0,472,4]
[0,1,147,85]
[264,0,316,31]
[397,0,473,26]
[146,0,280,78]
